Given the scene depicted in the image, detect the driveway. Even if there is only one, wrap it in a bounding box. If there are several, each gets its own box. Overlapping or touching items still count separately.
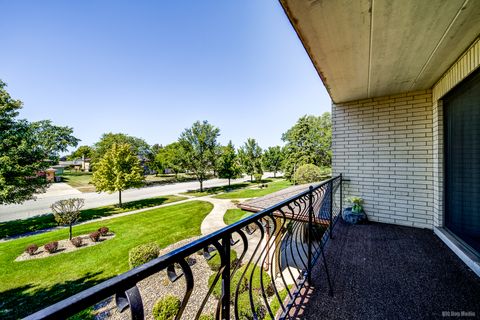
[35,183,82,199]
[0,173,276,222]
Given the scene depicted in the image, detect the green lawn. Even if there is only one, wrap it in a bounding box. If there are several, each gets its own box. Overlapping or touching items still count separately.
[182,178,287,197]
[223,209,253,225]
[0,195,186,239]
[144,173,201,186]
[182,182,251,197]
[61,170,95,192]
[213,180,293,199]
[0,200,213,319]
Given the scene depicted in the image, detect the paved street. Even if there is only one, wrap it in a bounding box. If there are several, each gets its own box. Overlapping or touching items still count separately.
[0,174,275,222]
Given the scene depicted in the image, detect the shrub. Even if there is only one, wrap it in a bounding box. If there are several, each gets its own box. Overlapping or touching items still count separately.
[198,314,214,320]
[70,237,83,247]
[89,231,101,242]
[98,226,109,235]
[25,244,38,256]
[207,249,238,271]
[237,291,265,320]
[152,295,180,320]
[208,268,247,299]
[129,242,160,268]
[294,164,323,184]
[254,173,263,183]
[44,241,58,254]
[208,264,272,300]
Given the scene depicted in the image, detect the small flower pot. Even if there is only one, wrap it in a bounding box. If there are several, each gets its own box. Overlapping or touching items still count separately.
[342,207,367,224]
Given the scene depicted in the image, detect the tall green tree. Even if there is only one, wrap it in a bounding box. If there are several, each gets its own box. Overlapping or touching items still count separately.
[217,141,241,186]
[30,120,80,161]
[238,138,263,182]
[92,143,144,207]
[262,146,284,178]
[282,113,332,179]
[150,143,163,156]
[153,142,184,177]
[178,120,220,192]
[0,80,79,205]
[92,132,151,164]
[68,145,95,160]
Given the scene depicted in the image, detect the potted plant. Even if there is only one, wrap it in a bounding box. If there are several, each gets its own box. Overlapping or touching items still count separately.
[342,196,367,224]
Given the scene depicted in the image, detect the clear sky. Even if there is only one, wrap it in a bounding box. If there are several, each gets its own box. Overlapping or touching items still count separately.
[1,1,331,150]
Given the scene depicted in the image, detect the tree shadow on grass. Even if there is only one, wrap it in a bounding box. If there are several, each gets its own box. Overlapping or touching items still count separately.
[185,183,251,195]
[0,271,108,319]
[80,196,172,220]
[0,196,175,239]
[0,214,57,239]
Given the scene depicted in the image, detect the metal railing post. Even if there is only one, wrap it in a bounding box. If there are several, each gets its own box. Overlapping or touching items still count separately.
[221,235,231,320]
[308,185,313,284]
[329,180,333,239]
[339,174,343,220]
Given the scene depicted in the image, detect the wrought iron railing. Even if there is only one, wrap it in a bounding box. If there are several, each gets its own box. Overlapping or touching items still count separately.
[25,175,342,320]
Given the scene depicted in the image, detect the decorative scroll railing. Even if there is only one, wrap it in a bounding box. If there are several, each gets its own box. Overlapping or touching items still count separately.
[25,175,342,320]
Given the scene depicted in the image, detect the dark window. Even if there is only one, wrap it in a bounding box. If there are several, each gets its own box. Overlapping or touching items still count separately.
[444,68,480,255]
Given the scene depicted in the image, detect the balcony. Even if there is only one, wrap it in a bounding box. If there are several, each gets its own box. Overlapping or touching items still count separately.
[302,220,480,319]
[25,175,480,319]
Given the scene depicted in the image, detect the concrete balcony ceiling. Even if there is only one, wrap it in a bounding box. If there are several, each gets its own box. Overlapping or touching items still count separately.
[280,0,480,103]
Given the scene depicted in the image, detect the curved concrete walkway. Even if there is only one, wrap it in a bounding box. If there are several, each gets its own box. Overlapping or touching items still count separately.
[199,197,237,235]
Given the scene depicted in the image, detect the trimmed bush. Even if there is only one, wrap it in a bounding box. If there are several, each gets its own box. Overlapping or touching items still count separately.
[207,249,238,271]
[25,244,38,256]
[294,164,324,184]
[89,231,101,242]
[152,295,180,320]
[50,198,85,240]
[98,226,109,235]
[70,237,83,247]
[44,241,58,254]
[129,242,160,268]
[208,264,272,300]
[237,290,265,320]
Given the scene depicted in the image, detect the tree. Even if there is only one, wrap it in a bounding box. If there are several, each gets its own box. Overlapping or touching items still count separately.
[294,164,324,184]
[178,120,220,192]
[153,142,184,177]
[238,138,263,182]
[92,132,151,165]
[282,113,332,180]
[51,198,85,240]
[217,141,241,186]
[262,146,284,178]
[30,120,80,161]
[92,143,144,207]
[68,145,95,160]
[0,80,79,205]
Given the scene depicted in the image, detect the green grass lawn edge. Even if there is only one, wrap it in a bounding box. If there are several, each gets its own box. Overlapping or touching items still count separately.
[213,180,292,199]
[0,195,187,239]
[223,209,253,225]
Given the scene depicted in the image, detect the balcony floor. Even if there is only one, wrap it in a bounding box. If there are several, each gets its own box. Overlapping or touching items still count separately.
[303,220,480,319]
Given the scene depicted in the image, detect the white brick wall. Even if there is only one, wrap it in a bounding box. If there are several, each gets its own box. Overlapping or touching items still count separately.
[332,90,434,228]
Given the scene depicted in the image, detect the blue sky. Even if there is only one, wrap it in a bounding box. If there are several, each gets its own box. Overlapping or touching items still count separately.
[1,1,331,150]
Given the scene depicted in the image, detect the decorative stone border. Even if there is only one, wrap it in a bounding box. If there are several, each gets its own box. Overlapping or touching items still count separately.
[15,233,115,262]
